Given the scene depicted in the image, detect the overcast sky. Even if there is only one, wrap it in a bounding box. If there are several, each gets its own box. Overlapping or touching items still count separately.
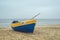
[0,0,60,19]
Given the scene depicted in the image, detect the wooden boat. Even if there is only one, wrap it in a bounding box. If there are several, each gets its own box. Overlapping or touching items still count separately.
[11,19,36,33]
[11,13,40,33]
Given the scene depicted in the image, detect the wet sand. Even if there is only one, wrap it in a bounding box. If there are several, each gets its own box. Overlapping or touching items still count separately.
[0,25,60,40]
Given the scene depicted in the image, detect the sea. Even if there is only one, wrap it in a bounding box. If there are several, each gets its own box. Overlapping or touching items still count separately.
[0,19,60,28]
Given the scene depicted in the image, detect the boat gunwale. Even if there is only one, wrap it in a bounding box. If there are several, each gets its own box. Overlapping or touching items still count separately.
[11,23,36,28]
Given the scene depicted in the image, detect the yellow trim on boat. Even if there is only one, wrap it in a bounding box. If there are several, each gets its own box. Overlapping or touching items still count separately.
[25,19,36,24]
[11,19,36,27]
[11,22,22,27]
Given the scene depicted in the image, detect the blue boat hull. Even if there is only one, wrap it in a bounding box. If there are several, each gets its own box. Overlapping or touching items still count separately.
[12,23,35,33]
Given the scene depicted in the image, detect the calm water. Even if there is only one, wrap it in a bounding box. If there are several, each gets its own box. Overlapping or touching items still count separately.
[0,19,60,28]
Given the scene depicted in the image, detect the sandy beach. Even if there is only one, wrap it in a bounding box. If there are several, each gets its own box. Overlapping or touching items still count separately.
[0,25,60,40]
